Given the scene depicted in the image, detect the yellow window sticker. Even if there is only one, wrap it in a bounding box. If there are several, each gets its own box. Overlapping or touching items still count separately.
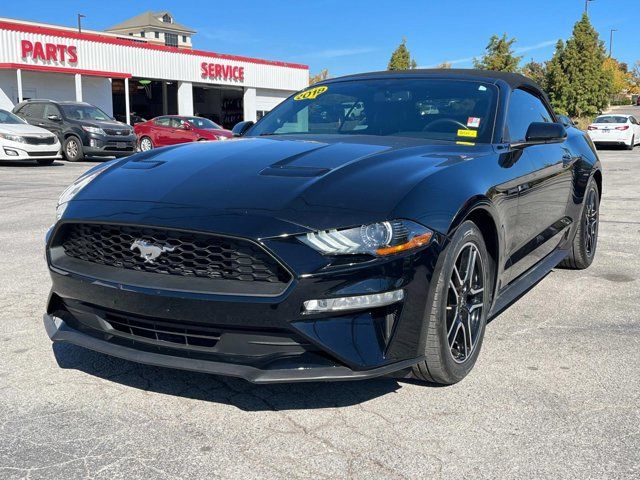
[294,86,328,101]
[457,129,478,138]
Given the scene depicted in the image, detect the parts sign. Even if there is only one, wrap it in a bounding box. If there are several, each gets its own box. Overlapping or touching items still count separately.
[21,40,78,63]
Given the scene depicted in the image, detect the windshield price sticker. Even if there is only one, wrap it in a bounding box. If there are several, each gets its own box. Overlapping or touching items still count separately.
[457,129,478,138]
[467,117,481,128]
[294,86,328,101]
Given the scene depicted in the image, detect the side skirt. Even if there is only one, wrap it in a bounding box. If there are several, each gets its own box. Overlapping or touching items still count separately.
[488,248,568,321]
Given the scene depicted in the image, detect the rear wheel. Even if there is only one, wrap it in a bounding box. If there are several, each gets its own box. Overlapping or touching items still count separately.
[63,136,84,162]
[626,136,635,150]
[558,179,599,270]
[412,221,492,385]
[36,158,55,166]
[139,136,153,151]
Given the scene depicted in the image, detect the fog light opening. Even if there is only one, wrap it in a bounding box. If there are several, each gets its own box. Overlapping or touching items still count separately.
[303,289,404,313]
[4,148,18,156]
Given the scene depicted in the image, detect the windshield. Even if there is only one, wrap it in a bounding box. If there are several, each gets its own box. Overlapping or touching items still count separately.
[0,109,26,124]
[61,105,111,121]
[249,78,498,143]
[184,117,222,129]
[594,116,628,124]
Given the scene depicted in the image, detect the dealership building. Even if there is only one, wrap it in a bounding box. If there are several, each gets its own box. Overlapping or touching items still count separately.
[0,12,309,127]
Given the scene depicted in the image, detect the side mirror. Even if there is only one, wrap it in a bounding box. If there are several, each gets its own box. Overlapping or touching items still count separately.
[232,121,254,137]
[557,115,574,128]
[512,122,567,148]
[47,115,62,122]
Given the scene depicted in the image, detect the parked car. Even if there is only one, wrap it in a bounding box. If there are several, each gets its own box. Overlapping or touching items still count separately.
[587,114,640,150]
[134,115,232,151]
[45,70,602,386]
[13,100,136,161]
[0,108,61,165]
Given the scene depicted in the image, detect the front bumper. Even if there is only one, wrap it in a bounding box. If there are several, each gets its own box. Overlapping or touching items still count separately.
[45,211,445,383]
[85,134,136,157]
[44,313,422,383]
[0,142,61,160]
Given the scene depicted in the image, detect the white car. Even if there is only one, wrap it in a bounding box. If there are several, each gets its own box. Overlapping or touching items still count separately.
[0,109,61,165]
[587,114,640,150]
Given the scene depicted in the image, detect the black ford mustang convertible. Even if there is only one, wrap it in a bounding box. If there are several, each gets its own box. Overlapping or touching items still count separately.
[45,70,601,385]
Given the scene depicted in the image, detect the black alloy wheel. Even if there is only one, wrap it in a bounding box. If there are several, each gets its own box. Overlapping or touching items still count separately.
[413,220,492,385]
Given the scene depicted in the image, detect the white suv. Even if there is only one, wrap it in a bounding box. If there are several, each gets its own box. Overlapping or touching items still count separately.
[0,109,61,165]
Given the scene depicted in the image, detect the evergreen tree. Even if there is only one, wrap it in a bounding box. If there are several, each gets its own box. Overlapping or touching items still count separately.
[545,14,612,117]
[388,39,417,70]
[473,34,522,72]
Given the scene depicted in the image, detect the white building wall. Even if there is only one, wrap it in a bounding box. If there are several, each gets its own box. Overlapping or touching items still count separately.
[0,25,309,92]
[177,81,194,116]
[82,76,113,116]
[0,70,18,110]
[256,88,292,113]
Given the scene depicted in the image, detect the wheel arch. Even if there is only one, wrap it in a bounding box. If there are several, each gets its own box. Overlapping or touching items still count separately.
[592,168,603,199]
[447,197,502,304]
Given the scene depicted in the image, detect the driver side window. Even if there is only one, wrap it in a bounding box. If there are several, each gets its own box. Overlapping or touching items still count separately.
[505,89,554,142]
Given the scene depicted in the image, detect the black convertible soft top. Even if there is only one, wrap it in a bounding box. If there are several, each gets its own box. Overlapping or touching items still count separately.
[326,68,543,93]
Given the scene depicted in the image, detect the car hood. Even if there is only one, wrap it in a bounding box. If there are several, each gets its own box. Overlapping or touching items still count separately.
[0,123,56,136]
[84,119,131,129]
[73,135,493,235]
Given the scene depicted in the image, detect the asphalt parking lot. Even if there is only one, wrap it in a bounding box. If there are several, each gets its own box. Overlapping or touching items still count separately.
[1,137,639,478]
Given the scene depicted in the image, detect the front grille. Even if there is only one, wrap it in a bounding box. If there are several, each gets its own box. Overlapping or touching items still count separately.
[105,313,221,349]
[59,223,291,284]
[104,128,131,136]
[24,136,56,145]
[104,143,135,151]
[27,151,58,157]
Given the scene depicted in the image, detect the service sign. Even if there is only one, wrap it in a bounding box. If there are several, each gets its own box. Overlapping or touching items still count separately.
[21,40,78,63]
[201,62,245,82]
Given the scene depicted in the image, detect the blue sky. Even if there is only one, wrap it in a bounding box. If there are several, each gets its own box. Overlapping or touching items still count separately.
[2,0,637,76]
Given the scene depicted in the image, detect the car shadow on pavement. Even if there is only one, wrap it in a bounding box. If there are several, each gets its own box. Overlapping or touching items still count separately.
[0,160,65,167]
[52,343,408,410]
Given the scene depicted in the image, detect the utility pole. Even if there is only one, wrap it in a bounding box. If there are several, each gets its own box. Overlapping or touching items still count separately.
[585,0,595,14]
[77,14,85,33]
[609,29,617,57]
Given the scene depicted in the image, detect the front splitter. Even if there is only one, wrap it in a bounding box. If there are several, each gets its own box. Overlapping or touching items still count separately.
[44,314,422,384]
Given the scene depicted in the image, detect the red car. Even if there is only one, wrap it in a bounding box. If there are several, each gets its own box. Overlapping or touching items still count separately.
[134,115,232,151]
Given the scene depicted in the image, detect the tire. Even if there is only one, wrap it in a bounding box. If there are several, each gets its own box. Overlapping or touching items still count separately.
[63,136,84,162]
[412,220,492,385]
[139,136,153,151]
[626,136,635,150]
[36,158,55,166]
[558,178,599,270]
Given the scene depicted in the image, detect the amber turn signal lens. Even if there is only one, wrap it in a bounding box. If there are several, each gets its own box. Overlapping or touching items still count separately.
[375,232,433,256]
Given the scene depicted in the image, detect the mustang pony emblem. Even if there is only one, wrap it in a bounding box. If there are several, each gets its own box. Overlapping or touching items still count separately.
[130,239,175,264]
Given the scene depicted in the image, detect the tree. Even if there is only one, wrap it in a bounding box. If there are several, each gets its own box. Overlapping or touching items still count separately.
[309,69,329,85]
[435,61,452,69]
[602,58,632,94]
[630,61,640,94]
[473,34,522,72]
[388,38,417,70]
[522,59,547,88]
[545,14,612,117]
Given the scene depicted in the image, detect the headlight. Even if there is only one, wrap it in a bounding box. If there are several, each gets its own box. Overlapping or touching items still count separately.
[298,220,433,256]
[56,162,112,220]
[82,126,105,135]
[216,135,228,141]
[0,133,26,143]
